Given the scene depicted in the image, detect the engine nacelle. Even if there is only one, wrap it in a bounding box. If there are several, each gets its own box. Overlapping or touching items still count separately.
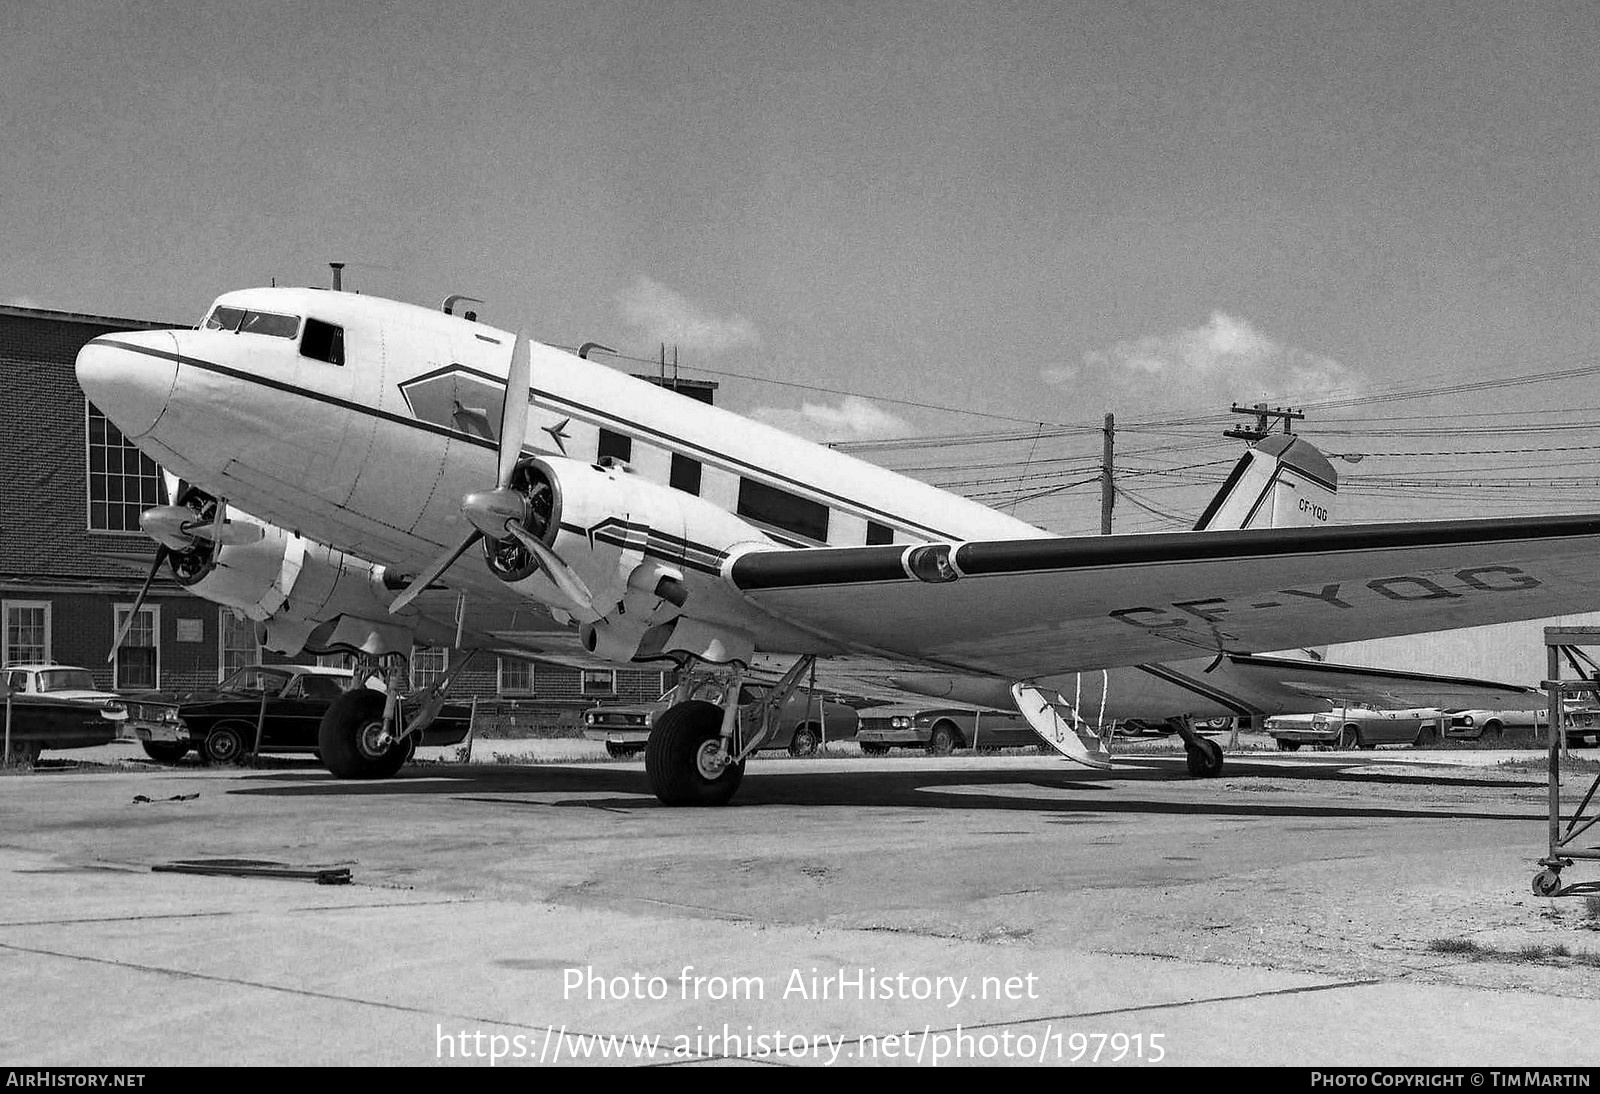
[176,520,413,655]
[492,456,771,663]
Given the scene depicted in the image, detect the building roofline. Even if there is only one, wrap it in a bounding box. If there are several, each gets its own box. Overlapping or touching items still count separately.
[0,303,182,330]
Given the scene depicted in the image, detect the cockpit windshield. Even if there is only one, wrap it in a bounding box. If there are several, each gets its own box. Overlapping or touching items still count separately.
[204,305,300,339]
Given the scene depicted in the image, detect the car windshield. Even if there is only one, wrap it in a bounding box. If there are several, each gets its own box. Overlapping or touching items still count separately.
[38,669,97,693]
[204,305,300,339]
[217,667,293,696]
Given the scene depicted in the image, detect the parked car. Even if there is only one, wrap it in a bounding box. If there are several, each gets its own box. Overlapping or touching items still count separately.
[1444,708,1551,743]
[124,665,472,764]
[1,664,140,763]
[855,705,1043,755]
[582,680,859,758]
[1264,706,1443,751]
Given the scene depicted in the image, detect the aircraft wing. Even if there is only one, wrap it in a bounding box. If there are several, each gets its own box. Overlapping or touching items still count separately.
[729,515,1600,680]
[1216,654,1541,712]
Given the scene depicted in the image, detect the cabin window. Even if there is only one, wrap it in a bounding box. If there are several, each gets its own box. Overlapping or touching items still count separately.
[866,520,895,545]
[300,318,345,366]
[737,479,830,542]
[670,454,702,495]
[85,401,166,532]
[205,306,300,339]
[597,429,632,465]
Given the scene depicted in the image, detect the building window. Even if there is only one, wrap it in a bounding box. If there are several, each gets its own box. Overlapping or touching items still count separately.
[112,604,159,690]
[737,478,830,542]
[670,453,702,495]
[218,610,259,681]
[498,657,534,695]
[597,428,632,465]
[2,601,50,664]
[300,318,344,365]
[866,520,895,545]
[86,402,166,532]
[411,646,448,690]
[581,668,616,696]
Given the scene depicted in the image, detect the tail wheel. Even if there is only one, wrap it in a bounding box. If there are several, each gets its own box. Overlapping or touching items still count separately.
[788,723,820,757]
[645,700,744,806]
[319,689,408,779]
[1185,736,1224,777]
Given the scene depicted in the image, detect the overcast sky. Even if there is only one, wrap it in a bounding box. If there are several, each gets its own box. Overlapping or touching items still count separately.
[6,1,1598,532]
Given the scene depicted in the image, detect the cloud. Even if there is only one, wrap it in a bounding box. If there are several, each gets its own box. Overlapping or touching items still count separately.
[616,276,759,355]
[1048,312,1360,409]
[750,396,913,442]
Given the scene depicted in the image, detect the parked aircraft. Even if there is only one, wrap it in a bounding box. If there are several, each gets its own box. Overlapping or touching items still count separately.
[77,287,1599,804]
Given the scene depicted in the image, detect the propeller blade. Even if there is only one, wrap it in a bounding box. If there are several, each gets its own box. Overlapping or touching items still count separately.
[209,496,227,546]
[387,530,484,615]
[504,520,600,620]
[108,547,168,663]
[497,329,532,489]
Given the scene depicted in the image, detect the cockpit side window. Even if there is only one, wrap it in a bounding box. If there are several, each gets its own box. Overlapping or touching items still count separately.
[204,306,300,339]
[300,318,345,366]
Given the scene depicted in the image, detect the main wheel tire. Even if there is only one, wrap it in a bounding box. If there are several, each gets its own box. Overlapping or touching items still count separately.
[318,690,408,779]
[605,742,644,759]
[926,722,960,756]
[860,742,891,756]
[1337,725,1362,750]
[141,741,190,763]
[1185,736,1224,777]
[202,722,251,765]
[787,723,820,758]
[1276,739,1301,752]
[645,700,745,806]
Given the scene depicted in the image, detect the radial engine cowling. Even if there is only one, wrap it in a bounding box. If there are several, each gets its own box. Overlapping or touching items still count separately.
[485,455,766,662]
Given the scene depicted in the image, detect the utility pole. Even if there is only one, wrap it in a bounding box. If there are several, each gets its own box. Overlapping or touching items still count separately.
[1224,402,1304,442]
[1100,412,1115,534]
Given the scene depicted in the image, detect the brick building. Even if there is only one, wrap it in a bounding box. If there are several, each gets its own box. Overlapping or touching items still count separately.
[0,303,683,727]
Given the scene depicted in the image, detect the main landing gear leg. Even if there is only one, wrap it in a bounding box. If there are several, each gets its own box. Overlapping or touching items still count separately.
[1170,715,1225,778]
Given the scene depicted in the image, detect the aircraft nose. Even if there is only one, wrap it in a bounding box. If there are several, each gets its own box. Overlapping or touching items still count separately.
[75,331,180,438]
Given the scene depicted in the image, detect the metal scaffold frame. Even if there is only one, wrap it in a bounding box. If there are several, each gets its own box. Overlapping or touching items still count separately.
[1531,626,1600,896]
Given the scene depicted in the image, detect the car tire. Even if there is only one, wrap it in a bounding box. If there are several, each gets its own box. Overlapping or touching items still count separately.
[860,742,891,756]
[141,741,190,763]
[1200,716,1234,731]
[926,721,960,756]
[1276,739,1301,752]
[4,740,43,766]
[1414,724,1440,748]
[787,723,820,758]
[605,742,643,759]
[202,722,252,765]
[1483,720,1503,741]
[1337,725,1362,750]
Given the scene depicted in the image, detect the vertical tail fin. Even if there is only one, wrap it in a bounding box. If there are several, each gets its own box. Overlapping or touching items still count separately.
[1191,434,1337,532]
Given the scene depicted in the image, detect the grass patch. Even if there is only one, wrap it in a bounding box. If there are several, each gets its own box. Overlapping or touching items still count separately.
[1428,937,1600,968]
